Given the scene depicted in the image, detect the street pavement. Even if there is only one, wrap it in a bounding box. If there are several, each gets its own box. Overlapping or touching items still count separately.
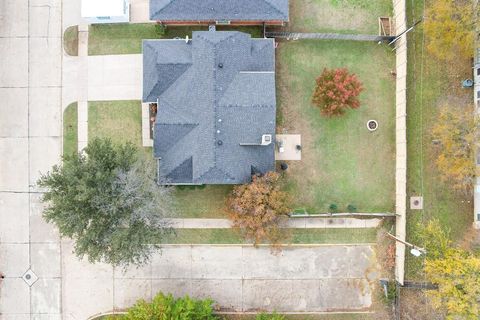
[63,243,377,319]
[0,0,63,319]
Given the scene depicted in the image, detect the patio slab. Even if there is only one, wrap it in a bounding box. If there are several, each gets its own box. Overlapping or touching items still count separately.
[275,134,302,161]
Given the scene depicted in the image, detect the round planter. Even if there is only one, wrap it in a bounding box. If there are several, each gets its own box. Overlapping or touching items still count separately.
[367,120,378,132]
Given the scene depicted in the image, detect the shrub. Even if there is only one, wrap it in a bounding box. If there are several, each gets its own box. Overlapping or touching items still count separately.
[347,204,357,212]
[154,23,166,36]
[124,292,218,320]
[328,203,338,213]
[312,68,363,117]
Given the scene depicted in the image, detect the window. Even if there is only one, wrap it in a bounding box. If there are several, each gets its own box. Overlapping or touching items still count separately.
[97,16,111,20]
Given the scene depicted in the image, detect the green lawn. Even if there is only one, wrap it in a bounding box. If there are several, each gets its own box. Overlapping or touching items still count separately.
[162,228,377,244]
[287,0,393,34]
[277,40,396,213]
[89,100,143,146]
[63,25,78,56]
[172,185,232,218]
[63,102,78,156]
[404,0,474,279]
[88,24,262,55]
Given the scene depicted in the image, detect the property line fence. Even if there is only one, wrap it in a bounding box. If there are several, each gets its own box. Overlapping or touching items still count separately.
[393,0,408,287]
[265,32,394,42]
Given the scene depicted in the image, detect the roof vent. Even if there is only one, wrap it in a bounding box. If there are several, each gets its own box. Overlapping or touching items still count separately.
[217,140,223,146]
[261,134,272,146]
[218,63,223,69]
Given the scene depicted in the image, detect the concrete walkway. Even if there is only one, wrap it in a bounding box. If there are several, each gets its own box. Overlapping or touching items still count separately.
[168,218,382,229]
[63,243,378,319]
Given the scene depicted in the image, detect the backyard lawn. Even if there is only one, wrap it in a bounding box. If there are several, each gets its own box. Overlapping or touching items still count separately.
[404,0,473,279]
[88,24,262,55]
[287,0,393,34]
[277,40,396,213]
[87,100,230,218]
[63,102,78,156]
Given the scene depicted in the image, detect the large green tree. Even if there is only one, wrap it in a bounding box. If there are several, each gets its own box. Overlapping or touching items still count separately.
[38,138,174,267]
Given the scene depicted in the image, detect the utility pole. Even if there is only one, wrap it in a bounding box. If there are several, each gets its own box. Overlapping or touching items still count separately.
[388,19,423,46]
[387,232,426,257]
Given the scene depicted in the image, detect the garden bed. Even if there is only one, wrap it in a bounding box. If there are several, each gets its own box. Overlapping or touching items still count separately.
[276,40,396,213]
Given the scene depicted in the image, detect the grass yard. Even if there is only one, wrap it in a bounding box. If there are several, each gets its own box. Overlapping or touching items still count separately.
[287,0,393,34]
[88,24,262,55]
[161,228,377,244]
[87,100,230,218]
[172,185,232,218]
[89,100,143,146]
[404,0,474,279]
[63,102,78,156]
[277,40,396,213]
[63,25,78,56]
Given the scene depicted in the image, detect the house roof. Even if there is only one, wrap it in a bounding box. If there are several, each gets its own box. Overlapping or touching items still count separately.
[149,0,289,22]
[143,31,276,184]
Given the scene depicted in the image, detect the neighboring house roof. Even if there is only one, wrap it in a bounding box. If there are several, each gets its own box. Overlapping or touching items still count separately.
[143,31,276,184]
[149,0,289,22]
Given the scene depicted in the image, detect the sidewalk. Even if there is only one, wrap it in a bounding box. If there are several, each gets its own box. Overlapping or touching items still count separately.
[167,218,382,229]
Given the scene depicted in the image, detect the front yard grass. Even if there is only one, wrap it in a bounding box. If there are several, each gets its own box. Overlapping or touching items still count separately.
[404,0,473,279]
[287,0,393,34]
[88,24,262,55]
[277,40,396,213]
[63,102,78,156]
[162,228,377,244]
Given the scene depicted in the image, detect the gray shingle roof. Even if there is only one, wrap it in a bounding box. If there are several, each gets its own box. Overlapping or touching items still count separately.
[143,31,276,184]
[150,0,289,22]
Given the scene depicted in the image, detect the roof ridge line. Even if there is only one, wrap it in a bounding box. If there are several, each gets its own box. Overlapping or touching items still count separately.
[151,0,176,20]
[261,0,288,19]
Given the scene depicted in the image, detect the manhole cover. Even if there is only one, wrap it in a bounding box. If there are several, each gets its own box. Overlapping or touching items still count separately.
[22,269,38,286]
[410,196,423,210]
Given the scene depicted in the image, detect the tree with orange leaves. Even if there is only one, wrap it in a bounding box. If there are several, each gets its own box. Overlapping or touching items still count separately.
[312,68,363,117]
[227,172,290,246]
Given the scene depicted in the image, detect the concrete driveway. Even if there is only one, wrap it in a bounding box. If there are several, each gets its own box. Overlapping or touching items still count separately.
[63,243,377,319]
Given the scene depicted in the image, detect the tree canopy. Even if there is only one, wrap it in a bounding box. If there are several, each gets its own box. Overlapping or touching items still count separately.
[431,105,477,193]
[311,68,363,117]
[38,138,174,267]
[424,0,474,61]
[227,172,290,246]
